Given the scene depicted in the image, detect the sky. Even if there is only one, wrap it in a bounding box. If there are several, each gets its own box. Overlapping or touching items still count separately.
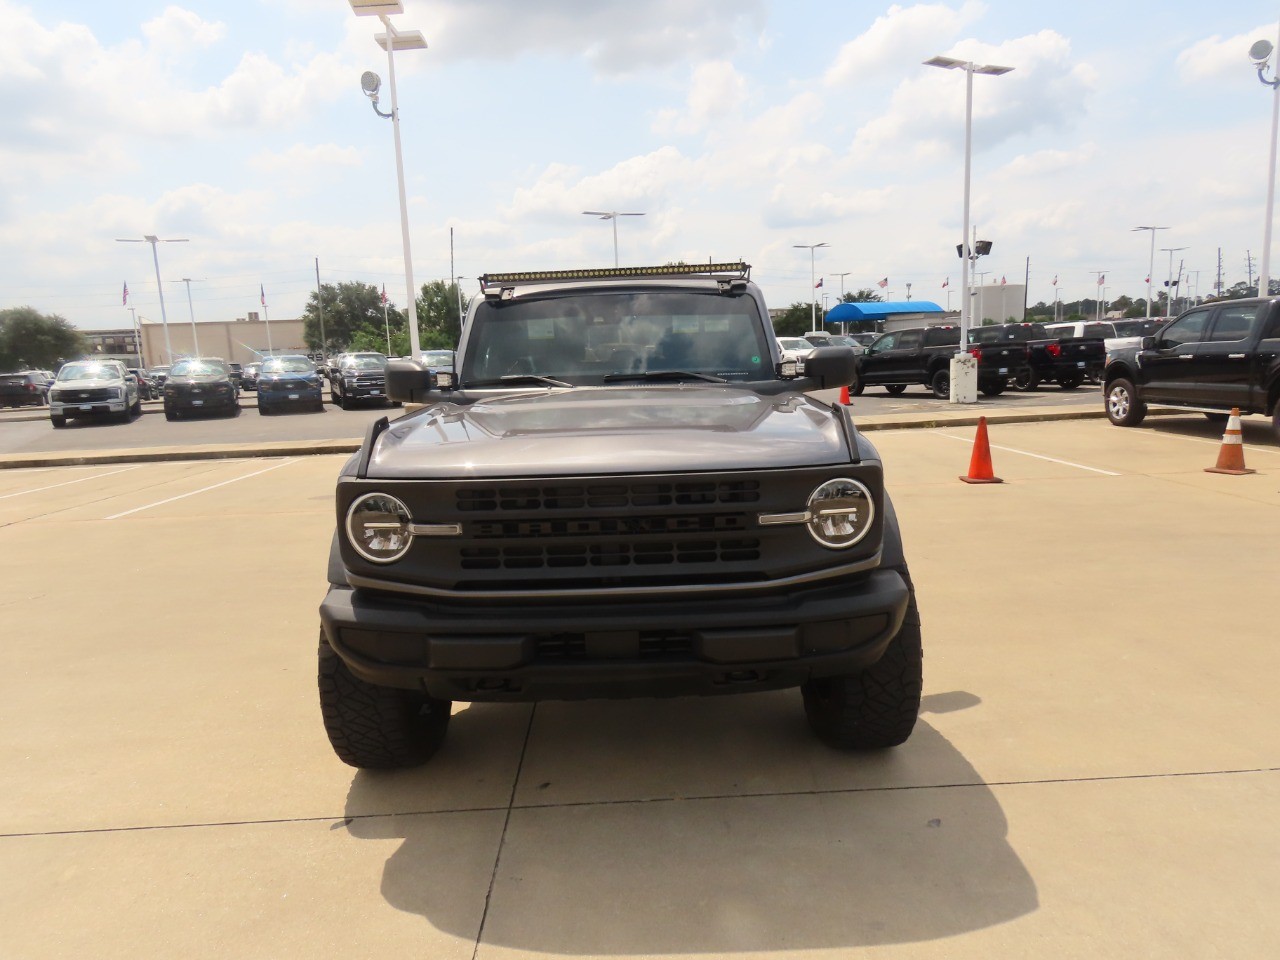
[3,0,1280,332]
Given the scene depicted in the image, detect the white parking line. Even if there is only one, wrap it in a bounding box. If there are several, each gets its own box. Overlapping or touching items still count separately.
[0,465,142,501]
[105,459,297,520]
[936,433,1121,476]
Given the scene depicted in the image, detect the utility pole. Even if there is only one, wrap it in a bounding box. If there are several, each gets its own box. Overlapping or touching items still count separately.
[315,258,327,361]
[1247,251,1256,294]
[1217,247,1224,296]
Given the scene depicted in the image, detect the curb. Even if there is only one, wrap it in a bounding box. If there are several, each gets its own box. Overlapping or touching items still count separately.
[0,439,361,470]
[1,404,1189,471]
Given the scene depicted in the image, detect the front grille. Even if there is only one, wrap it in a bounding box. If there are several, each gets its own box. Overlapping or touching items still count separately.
[57,388,112,402]
[460,538,761,570]
[353,377,384,386]
[456,480,760,513]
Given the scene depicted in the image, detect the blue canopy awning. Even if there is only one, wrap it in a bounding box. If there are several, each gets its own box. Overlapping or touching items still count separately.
[825,301,944,322]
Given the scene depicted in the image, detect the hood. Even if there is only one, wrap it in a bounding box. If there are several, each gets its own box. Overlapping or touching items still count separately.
[53,377,123,389]
[367,386,852,479]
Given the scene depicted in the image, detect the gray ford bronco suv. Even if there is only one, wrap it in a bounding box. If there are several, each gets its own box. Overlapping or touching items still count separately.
[318,262,922,768]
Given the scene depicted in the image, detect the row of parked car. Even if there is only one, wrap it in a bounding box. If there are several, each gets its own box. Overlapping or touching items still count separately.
[779,319,1168,400]
[14,350,450,429]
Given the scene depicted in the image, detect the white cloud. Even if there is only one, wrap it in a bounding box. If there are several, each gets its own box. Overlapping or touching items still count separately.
[653,61,748,135]
[248,142,363,175]
[419,0,767,75]
[998,145,1097,178]
[1177,22,1278,82]
[825,1,986,86]
[506,147,699,221]
[851,30,1097,158]
[141,6,227,54]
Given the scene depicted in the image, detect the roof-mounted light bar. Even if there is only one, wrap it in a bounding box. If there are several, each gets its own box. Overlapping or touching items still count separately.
[479,262,751,287]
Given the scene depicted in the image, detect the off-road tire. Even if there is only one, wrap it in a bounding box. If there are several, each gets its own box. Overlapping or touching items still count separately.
[884,384,907,395]
[50,414,66,429]
[1105,377,1146,427]
[1013,368,1039,391]
[130,396,142,416]
[930,369,950,399]
[849,378,865,396]
[802,574,922,750]
[318,632,451,769]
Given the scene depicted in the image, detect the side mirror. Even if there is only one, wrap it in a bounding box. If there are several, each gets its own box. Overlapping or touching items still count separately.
[1140,336,1157,351]
[803,346,858,389]
[386,359,439,403]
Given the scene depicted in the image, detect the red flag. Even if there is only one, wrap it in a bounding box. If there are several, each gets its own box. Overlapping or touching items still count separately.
[814,277,823,289]
[876,277,888,288]
[122,281,129,306]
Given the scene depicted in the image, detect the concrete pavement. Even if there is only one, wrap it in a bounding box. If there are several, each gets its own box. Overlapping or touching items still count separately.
[2,422,1278,958]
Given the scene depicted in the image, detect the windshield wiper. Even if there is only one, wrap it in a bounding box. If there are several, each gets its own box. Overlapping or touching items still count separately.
[602,370,728,384]
[465,374,573,388]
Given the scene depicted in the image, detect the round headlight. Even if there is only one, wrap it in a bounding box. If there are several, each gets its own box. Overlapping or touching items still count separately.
[806,478,875,549]
[346,493,414,563]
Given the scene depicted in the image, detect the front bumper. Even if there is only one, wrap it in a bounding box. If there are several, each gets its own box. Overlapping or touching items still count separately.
[340,383,388,400]
[50,399,126,416]
[320,568,910,701]
[165,392,236,410]
[259,385,322,406]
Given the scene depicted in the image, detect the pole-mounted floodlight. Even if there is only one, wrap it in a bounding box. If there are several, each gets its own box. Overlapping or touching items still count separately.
[792,242,829,332]
[925,52,1012,403]
[360,71,392,117]
[349,0,427,360]
[1131,226,1168,319]
[1250,31,1280,298]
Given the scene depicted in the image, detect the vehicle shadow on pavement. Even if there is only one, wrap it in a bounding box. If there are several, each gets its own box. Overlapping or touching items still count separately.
[341,692,1037,953]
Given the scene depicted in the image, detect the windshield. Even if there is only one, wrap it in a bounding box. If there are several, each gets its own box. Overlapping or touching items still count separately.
[261,357,315,374]
[1112,319,1162,336]
[777,338,811,350]
[57,362,121,382]
[170,360,227,377]
[462,290,770,385]
[422,350,455,367]
[343,356,385,371]
[150,366,170,375]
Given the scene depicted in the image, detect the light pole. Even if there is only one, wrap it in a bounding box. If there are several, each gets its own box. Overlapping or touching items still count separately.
[1161,247,1188,317]
[126,307,144,368]
[1249,32,1280,298]
[1132,226,1168,319]
[924,54,1012,403]
[905,282,913,301]
[116,235,187,362]
[351,0,428,361]
[1089,271,1108,322]
[793,242,828,332]
[179,278,201,355]
[582,211,645,267]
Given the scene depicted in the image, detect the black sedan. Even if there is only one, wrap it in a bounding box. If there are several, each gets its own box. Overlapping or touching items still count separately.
[163,358,240,420]
[257,356,324,414]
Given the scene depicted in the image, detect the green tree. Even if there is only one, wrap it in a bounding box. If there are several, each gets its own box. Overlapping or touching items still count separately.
[772,302,819,336]
[301,282,391,353]
[848,288,884,302]
[0,307,87,370]
[414,280,469,350]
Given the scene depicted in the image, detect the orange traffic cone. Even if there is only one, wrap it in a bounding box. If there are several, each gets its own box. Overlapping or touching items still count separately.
[838,384,851,405]
[1205,408,1256,476]
[959,416,1003,484]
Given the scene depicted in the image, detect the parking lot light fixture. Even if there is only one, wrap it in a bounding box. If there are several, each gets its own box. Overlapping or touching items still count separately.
[924,54,1012,403]
[1161,247,1188,316]
[180,278,201,355]
[1132,226,1168,319]
[1250,32,1280,297]
[350,0,427,360]
[582,211,645,267]
[115,235,187,363]
[793,242,828,331]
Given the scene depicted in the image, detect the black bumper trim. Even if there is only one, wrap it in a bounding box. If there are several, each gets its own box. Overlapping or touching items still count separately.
[319,568,909,701]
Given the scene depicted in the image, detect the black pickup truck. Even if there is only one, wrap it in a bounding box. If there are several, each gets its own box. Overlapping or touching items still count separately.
[969,322,1106,390]
[853,325,1018,398]
[1102,297,1280,438]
